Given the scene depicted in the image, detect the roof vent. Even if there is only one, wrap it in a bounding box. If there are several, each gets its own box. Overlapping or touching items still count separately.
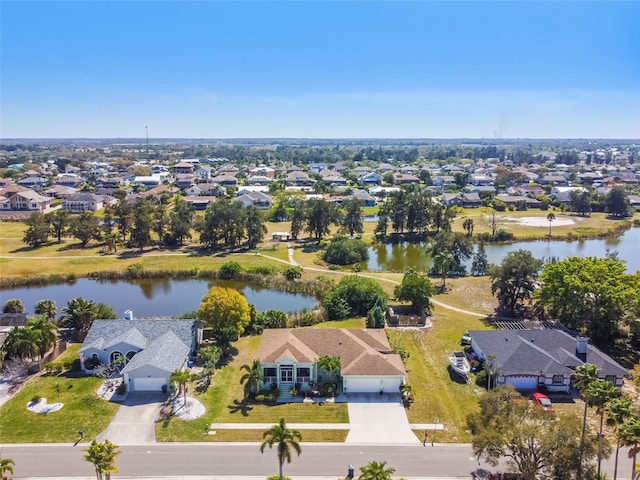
[124,310,134,321]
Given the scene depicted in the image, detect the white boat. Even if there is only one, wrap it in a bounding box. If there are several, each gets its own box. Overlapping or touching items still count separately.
[449,351,471,378]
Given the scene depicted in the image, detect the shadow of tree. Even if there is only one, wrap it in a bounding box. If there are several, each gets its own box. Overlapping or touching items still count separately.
[227,398,253,416]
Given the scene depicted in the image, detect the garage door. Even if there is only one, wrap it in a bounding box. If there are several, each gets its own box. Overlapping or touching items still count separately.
[506,376,538,390]
[132,377,166,392]
[381,378,402,393]
[345,377,381,393]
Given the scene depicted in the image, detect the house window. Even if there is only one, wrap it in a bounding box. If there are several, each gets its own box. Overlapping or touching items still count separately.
[297,367,311,382]
[110,351,123,365]
[263,367,277,384]
[552,375,564,384]
[605,375,616,385]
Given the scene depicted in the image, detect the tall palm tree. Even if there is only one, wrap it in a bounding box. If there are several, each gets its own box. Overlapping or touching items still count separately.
[34,299,57,321]
[239,359,263,400]
[605,394,634,480]
[169,368,198,405]
[3,326,38,361]
[260,418,302,480]
[547,212,556,237]
[0,455,15,480]
[619,415,640,480]
[587,378,620,477]
[61,297,97,338]
[574,363,601,480]
[27,316,58,359]
[432,251,455,289]
[358,460,395,480]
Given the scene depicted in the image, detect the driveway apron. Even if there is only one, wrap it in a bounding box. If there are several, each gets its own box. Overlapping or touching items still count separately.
[345,393,419,445]
[96,393,166,445]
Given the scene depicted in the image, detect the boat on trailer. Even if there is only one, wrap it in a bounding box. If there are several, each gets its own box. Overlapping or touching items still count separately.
[449,351,471,379]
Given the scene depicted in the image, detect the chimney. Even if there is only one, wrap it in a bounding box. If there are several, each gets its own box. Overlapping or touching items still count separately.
[576,336,589,355]
[124,310,134,321]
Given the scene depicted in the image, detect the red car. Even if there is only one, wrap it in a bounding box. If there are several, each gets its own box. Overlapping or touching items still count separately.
[532,392,554,412]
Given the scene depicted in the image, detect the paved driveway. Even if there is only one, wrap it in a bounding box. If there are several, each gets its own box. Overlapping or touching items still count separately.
[345,393,419,445]
[96,393,166,445]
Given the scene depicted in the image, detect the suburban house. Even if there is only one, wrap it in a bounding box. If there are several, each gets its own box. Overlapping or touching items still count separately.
[43,185,80,199]
[183,195,216,210]
[357,172,382,186]
[173,162,194,174]
[211,174,238,187]
[0,189,53,212]
[285,171,315,187]
[17,176,48,188]
[466,329,629,392]
[79,318,202,393]
[236,191,273,209]
[194,165,214,182]
[255,328,406,396]
[392,173,420,185]
[494,194,541,209]
[62,193,116,212]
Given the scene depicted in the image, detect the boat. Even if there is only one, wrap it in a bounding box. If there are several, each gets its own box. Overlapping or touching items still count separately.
[449,351,471,378]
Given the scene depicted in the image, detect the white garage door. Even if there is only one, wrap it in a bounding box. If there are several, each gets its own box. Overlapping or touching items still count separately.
[345,377,381,393]
[132,377,166,392]
[381,377,402,393]
[506,376,538,390]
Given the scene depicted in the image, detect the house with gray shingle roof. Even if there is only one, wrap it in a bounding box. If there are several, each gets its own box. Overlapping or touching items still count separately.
[466,329,628,393]
[256,328,406,396]
[79,318,202,393]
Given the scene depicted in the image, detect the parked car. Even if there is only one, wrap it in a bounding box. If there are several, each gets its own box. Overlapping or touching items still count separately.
[532,392,554,412]
[460,332,472,346]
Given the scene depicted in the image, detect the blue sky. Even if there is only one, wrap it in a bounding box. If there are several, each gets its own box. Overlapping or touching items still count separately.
[1,1,639,139]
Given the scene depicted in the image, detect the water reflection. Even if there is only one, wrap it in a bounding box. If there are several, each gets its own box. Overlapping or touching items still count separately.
[1,278,317,317]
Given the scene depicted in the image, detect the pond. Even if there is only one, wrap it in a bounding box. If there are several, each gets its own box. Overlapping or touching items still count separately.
[365,227,640,273]
[0,278,317,318]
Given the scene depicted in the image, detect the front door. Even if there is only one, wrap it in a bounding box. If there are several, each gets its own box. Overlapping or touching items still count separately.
[280,365,293,383]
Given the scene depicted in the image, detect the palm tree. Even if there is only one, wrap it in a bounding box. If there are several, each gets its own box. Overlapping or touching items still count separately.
[2,299,24,314]
[3,326,38,361]
[34,299,57,321]
[587,378,620,477]
[547,212,556,237]
[239,359,263,400]
[61,297,97,339]
[103,232,123,253]
[260,418,302,480]
[605,394,634,479]
[462,218,474,237]
[358,460,395,480]
[619,415,640,480]
[83,439,121,480]
[0,455,15,480]
[27,316,58,359]
[432,251,455,289]
[169,368,198,405]
[574,363,601,480]
[317,355,341,382]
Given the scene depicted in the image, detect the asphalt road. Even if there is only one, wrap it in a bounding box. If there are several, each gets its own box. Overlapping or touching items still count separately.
[1,443,635,480]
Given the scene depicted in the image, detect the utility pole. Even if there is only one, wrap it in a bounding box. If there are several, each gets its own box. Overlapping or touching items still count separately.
[145,126,149,156]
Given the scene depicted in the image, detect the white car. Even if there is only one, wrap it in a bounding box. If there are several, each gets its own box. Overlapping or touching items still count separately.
[460,333,472,345]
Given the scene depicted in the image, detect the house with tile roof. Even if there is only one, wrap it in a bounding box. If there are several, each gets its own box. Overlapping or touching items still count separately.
[79,318,202,393]
[466,329,628,393]
[256,328,406,396]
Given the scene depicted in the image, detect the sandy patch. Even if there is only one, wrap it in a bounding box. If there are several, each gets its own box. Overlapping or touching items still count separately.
[499,216,576,227]
[27,397,64,414]
[171,396,205,420]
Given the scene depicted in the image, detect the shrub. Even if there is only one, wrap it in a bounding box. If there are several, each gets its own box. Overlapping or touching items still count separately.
[319,382,337,397]
[219,261,242,279]
[125,263,145,278]
[323,238,369,265]
[283,266,303,280]
[116,382,127,395]
[267,476,292,480]
[321,275,388,320]
[246,265,279,276]
[31,395,41,404]
[83,357,102,370]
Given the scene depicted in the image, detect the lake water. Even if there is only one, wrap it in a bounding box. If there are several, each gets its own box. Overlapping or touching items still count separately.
[0,278,317,318]
[365,227,640,273]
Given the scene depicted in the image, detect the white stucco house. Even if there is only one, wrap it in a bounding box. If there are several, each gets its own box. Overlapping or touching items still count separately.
[79,317,202,393]
[256,328,406,396]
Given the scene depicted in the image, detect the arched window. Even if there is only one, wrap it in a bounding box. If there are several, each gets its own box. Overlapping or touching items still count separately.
[125,351,137,362]
[110,351,124,365]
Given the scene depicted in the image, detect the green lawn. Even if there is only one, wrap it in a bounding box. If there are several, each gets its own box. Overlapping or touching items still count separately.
[387,307,493,442]
[155,335,349,442]
[0,374,119,443]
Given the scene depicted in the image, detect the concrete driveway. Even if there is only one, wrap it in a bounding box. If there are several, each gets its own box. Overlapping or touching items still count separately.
[345,393,419,445]
[96,393,166,445]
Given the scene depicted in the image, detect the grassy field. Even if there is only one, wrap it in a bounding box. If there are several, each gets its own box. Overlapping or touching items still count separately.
[155,335,349,442]
[0,343,119,443]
